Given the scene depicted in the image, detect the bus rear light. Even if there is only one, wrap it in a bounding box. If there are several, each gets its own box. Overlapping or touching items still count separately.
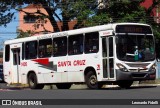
[116,63,128,72]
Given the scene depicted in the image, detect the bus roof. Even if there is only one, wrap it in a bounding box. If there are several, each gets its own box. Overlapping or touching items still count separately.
[4,23,151,45]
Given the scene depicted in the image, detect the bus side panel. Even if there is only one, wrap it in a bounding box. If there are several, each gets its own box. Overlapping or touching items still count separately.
[3,62,12,84]
[67,55,85,82]
[67,54,101,83]
[20,60,45,84]
[41,57,68,83]
[85,54,102,82]
[38,58,62,83]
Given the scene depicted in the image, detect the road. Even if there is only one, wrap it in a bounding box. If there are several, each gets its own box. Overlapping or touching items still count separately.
[0,83,160,108]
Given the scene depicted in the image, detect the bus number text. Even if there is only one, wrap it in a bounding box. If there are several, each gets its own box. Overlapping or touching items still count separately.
[21,62,27,66]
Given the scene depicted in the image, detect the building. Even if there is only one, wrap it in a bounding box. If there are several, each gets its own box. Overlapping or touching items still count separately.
[18,4,77,35]
[19,4,53,35]
[140,0,160,23]
[18,1,160,36]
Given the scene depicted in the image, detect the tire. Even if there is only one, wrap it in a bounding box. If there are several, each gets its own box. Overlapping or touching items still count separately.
[28,73,44,89]
[117,81,133,89]
[56,83,72,89]
[85,71,98,89]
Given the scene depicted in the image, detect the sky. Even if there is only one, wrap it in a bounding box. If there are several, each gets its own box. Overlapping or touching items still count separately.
[0,11,19,50]
[0,12,19,41]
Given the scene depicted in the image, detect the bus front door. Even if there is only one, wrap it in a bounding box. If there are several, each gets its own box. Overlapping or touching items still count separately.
[102,37,115,80]
[11,48,21,83]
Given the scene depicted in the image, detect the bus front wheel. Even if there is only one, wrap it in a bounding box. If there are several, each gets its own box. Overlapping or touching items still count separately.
[28,73,44,89]
[117,81,133,89]
[85,71,99,89]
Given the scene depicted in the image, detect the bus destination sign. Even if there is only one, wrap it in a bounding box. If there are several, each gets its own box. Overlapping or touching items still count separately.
[115,25,152,34]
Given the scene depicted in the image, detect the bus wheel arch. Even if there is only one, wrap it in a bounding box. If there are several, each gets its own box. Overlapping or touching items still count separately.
[84,67,99,89]
[27,71,44,89]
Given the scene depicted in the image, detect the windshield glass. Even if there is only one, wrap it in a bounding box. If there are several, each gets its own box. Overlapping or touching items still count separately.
[116,35,155,62]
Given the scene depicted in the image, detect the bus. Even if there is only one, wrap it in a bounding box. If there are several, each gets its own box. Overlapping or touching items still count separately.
[3,23,156,89]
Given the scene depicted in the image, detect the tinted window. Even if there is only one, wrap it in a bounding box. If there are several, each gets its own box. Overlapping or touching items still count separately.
[22,43,24,60]
[53,37,67,57]
[5,45,10,62]
[116,25,152,34]
[68,34,83,55]
[109,37,113,57]
[85,32,99,53]
[38,39,52,58]
[25,41,37,59]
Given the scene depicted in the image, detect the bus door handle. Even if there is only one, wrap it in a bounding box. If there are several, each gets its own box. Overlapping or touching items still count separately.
[64,71,67,72]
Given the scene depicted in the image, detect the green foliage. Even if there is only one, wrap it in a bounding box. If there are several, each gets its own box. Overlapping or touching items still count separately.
[17,29,35,38]
[0,0,160,38]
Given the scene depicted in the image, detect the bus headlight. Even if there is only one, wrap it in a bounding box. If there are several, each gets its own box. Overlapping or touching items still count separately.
[116,63,128,72]
[150,63,156,71]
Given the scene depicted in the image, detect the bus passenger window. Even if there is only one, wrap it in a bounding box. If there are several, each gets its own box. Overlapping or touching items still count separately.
[85,32,99,54]
[25,41,37,59]
[53,37,67,57]
[5,45,10,62]
[38,39,52,58]
[68,34,83,55]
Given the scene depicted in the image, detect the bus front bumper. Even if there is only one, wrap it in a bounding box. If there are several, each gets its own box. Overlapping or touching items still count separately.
[116,69,156,81]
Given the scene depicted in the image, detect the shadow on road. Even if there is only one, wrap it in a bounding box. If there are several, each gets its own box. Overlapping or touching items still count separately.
[98,85,157,90]
[0,82,158,91]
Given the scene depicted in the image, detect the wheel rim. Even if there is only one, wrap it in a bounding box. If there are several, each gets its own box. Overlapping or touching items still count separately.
[89,75,97,85]
[29,76,35,87]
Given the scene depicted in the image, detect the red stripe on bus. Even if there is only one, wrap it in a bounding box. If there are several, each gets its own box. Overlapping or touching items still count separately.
[32,58,49,65]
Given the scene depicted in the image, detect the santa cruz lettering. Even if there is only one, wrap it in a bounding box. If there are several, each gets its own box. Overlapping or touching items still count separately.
[58,60,86,67]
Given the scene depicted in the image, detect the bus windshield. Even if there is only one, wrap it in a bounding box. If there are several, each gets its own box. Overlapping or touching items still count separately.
[116,35,155,62]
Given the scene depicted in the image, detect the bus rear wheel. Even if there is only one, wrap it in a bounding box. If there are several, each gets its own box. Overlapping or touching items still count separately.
[85,71,99,89]
[28,73,44,89]
[117,81,133,89]
[56,83,72,89]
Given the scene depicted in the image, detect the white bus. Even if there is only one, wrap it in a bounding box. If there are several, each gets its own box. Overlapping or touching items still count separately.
[3,23,156,89]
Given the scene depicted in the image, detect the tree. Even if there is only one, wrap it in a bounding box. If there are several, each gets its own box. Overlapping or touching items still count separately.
[17,29,35,38]
[0,0,97,31]
[0,0,160,34]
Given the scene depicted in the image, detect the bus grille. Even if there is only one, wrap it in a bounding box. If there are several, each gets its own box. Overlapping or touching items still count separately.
[126,63,149,67]
[132,73,147,78]
[129,69,147,72]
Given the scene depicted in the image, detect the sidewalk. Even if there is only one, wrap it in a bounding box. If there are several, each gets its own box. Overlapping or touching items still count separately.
[2,79,160,90]
[43,80,160,89]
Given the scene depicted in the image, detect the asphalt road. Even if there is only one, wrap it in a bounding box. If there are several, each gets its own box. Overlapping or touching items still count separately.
[0,83,160,108]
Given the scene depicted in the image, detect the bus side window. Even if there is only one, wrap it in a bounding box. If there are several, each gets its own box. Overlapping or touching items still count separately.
[53,37,67,57]
[25,41,37,59]
[5,45,10,62]
[68,34,83,55]
[38,39,52,58]
[85,32,99,53]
